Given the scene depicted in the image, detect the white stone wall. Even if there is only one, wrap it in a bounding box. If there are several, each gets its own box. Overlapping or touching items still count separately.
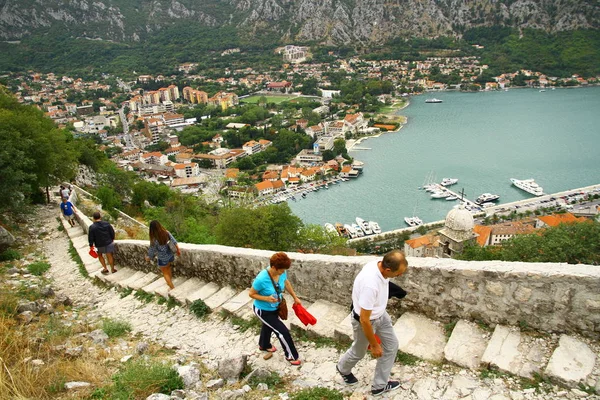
[111,240,600,339]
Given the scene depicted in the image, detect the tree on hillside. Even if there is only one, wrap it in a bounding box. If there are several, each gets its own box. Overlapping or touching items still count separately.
[0,90,78,210]
[215,204,302,251]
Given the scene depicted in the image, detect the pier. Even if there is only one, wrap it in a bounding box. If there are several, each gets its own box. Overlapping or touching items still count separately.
[348,183,600,243]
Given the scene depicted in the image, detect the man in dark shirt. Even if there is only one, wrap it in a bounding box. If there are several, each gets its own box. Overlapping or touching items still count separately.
[88,211,116,274]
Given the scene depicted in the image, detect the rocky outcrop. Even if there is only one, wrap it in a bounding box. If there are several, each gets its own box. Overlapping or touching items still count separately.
[0,0,598,44]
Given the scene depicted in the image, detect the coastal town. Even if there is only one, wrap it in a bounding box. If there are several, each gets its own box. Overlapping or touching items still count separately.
[2,47,599,234]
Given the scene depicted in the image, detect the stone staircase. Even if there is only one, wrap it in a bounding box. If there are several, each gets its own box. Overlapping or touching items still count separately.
[61,216,598,389]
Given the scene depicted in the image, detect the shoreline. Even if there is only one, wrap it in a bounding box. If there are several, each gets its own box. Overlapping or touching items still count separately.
[347,99,409,151]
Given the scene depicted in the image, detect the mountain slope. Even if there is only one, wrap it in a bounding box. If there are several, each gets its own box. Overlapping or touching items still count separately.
[0,0,598,44]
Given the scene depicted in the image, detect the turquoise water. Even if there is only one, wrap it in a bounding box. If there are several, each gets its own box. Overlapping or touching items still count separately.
[289,87,600,231]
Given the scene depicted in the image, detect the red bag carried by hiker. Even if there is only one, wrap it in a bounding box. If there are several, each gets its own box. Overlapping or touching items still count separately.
[89,246,98,258]
[292,303,317,326]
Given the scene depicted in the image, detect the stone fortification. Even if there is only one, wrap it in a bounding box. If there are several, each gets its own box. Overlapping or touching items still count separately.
[112,240,600,339]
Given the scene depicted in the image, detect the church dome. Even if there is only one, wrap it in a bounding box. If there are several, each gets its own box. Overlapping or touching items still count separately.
[444,204,474,232]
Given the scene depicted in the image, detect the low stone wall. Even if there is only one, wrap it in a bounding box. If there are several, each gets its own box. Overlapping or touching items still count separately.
[110,240,600,339]
[72,204,599,339]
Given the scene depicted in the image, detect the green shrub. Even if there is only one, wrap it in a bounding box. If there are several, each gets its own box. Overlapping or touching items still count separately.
[119,288,133,298]
[27,261,51,276]
[189,299,211,319]
[247,370,283,389]
[68,242,88,278]
[395,351,419,366]
[102,318,132,338]
[93,360,184,399]
[291,387,344,400]
[0,249,22,261]
[133,290,155,303]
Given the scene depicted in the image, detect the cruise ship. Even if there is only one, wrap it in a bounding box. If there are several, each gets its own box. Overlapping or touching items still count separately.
[475,193,500,204]
[510,178,544,196]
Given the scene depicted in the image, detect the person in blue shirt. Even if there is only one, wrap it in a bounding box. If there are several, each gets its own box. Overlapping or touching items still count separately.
[249,252,302,366]
[60,197,76,227]
[145,220,180,290]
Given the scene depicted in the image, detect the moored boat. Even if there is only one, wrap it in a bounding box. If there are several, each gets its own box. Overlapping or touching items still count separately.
[324,223,337,235]
[440,178,458,186]
[510,178,544,196]
[356,217,373,235]
[344,224,358,239]
[351,223,365,237]
[475,193,500,204]
[369,221,382,234]
[335,223,348,237]
[404,216,423,227]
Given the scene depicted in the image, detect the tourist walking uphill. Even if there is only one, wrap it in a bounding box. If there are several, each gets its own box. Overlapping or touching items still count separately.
[249,252,303,366]
[337,249,409,397]
[145,220,180,290]
[88,211,117,275]
[60,197,76,227]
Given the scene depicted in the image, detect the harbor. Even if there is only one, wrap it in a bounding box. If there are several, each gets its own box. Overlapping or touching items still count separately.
[347,183,600,243]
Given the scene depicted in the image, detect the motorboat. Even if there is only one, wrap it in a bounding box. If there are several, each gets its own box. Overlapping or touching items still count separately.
[510,178,544,196]
[440,178,458,186]
[476,193,500,204]
[335,223,348,237]
[425,98,443,103]
[356,217,373,235]
[351,223,365,237]
[344,224,358,239]
[369,221,382,235]
[351,160,364,172]
[446,195,458,201]
[404,216,423,227]
[324,223,337,235]
[431,190,451,199]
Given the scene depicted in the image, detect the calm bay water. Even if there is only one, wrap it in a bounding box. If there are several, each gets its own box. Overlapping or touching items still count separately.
[289,87,600,232]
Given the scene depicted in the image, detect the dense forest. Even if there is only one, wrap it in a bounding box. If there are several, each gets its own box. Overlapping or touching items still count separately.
[1,25,599,78]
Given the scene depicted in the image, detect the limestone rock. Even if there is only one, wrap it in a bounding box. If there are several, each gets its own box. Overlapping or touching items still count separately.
[481,325,543,378]
[40,286,55,297]
[218,355,247,380]
[170,389,186,398]
[412,377,438,400]
[64,381,91,390]
[17,301,42,314]
[176,363,201,388]
[544,335,596,387]
[88,329,109,344]
[0,225,16,251]
[120,355,133,362]
[220,389,245,400]
[53,294,73,307]
[394,312,447,362]
[145,394,170,400]
[18,311,35,324]
[136,342,149,354]
[65,346,83,357]
[205,378,224,389]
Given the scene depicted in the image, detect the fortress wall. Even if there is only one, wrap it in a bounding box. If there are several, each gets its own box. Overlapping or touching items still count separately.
[112,240,600,339]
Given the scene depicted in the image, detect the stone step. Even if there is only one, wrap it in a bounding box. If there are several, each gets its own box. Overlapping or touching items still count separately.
[141,276,170,294]
[127,272,160,290]
[72,236,89,249]
[544,335,596,387]
[186,282,220,305]
[333,312,354,342]
[117,271,148,288]
[444,320,489,370]
[104,268,138,285]
[204,286,238,310]
[293,299,348,338]
[221,289,252,314]
[168,278,207,304]
[393,312,447,362]
[481,325,544,378]
[155,277,189,298]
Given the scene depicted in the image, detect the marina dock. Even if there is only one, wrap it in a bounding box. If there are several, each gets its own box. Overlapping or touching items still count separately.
[349,183,600,243]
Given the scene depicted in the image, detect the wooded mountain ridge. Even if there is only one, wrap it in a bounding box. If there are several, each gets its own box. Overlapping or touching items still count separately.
[1,0,598,45]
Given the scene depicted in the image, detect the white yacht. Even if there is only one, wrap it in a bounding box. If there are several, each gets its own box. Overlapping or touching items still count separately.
[344,224,358,239]
[356,217,373,235]
[440,178,458,186]
[324,223,337,235]
[351,223,365,237]
[510,178,544,196]
[404,216,424,227]
[431,190,451,199]
[475,193,500,204]
[446,195,458,201]
[425,98,443,103]
[369,221,382,235]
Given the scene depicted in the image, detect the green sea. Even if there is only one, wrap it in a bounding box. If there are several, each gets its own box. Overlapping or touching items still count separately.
[288,87,600,232]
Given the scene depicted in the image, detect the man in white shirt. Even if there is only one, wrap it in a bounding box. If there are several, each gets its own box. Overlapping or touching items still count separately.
[336,249,408,397]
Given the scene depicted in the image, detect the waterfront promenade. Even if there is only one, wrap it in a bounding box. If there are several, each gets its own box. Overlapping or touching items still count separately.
[349,183,600,243]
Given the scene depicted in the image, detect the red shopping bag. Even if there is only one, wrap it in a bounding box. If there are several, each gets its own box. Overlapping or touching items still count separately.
[292,303,317,326]
[89,246,98,258]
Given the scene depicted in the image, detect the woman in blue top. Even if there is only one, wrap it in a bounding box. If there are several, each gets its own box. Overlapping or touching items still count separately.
[249,252,302,365]
[144,220,180,290]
